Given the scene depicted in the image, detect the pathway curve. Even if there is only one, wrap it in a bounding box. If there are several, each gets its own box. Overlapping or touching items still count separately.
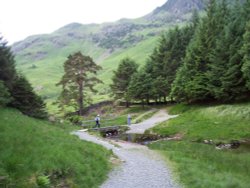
[73,109,180,188]
[127,109,178,134]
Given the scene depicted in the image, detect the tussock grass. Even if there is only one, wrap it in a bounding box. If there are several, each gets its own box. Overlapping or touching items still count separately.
[150,103,250,188]
[0,108,111,187]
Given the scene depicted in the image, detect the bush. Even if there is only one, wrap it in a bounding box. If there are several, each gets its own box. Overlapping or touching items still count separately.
[37,175,50,188]
[66,115,83,124]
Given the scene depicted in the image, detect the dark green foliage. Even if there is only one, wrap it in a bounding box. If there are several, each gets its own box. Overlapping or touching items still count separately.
[206,0,230,100]
[0,37,16,89]
[0,36,47,118]
[110,57,138,106]
[241,21,250,89]
[115,0,249,104]
[145,22,196,102]
[218,3,247,101]
[10,75,47,119]
[57,52,102,115]
[183,0,221,101]
[152,76,169,102]
[170,65,190,102]
[128,70,153,106]
[0,81,12,106]
[171,0,250,103]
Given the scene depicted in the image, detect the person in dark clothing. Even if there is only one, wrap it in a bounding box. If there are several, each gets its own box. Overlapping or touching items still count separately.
[95,114,100,128]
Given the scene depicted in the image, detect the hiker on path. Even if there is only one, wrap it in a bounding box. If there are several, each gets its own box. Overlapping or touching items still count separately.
[127,114,131,126]
[95,114,101,128]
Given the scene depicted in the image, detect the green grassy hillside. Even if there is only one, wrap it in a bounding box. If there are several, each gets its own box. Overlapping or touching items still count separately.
[0,108,111,187]
[149,103,250,188]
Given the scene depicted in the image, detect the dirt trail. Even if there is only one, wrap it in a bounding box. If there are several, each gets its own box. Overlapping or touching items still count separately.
[73,109,180,188]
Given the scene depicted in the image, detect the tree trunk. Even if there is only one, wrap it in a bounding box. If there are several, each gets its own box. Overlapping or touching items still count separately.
[155,98,158,105]
[126,100,130,108]
[141,100,145,109]
[78,82,84,116]
[164,96,167,103]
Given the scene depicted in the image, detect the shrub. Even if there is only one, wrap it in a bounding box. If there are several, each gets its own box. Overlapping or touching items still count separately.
[37,175,50,188]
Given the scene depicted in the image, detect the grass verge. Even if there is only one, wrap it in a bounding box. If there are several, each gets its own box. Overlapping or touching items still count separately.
[0,108,112,188]
[149,103,250,188]
[149,141,250,188]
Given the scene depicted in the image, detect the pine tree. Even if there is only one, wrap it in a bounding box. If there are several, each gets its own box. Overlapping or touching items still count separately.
[145,22,196,102]
[170,10,200,102]
[164,26,195,98]
[144,35,168,102]
[0,36,17,89]
[219,3,247,101]
[10,75,47,119]
[128,70,153,107]
[0,81,12,106]
[241,4,250,90]
[241,21,250,90]
[173,0,224,102]
[57,52,102,115]
[110,57,138,107]
[171,64,191,102]
[206,0,230,100]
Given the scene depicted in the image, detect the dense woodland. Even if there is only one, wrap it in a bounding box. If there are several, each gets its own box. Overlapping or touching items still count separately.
[111,0,250,105]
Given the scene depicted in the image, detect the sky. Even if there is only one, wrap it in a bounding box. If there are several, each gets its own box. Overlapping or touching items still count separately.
[0,0,166,44]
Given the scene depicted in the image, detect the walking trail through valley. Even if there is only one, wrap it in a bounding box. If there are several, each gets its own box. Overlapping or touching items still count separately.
[74,109,180,188]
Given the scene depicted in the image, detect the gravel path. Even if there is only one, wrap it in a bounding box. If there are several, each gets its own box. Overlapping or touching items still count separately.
[73,109,180,188]
[127,109,178,134]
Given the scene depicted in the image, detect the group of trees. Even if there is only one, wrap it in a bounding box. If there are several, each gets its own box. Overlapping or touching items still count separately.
[0,36,47,118]
[0,35,101,118]
[171,0,250,102]
[111,0,250,105]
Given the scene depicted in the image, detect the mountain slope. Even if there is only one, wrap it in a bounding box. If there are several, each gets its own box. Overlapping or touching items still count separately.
[153,0,206,14]
[12,0,206,110]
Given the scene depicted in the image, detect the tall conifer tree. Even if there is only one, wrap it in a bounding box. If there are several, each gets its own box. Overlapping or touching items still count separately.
[206,0,230,100]
[110,57,138,107]
[128,70,153,107]
[241,21,250,90]
[0,36,16,89]
[10,75,47,119]
[57,52,102,115]
[219,2,247,100]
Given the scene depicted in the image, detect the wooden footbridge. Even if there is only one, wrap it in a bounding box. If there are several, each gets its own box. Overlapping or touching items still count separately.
[80,119,128,137]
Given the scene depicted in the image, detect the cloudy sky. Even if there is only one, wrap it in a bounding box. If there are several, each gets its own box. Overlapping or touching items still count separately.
[0,0,166,44]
